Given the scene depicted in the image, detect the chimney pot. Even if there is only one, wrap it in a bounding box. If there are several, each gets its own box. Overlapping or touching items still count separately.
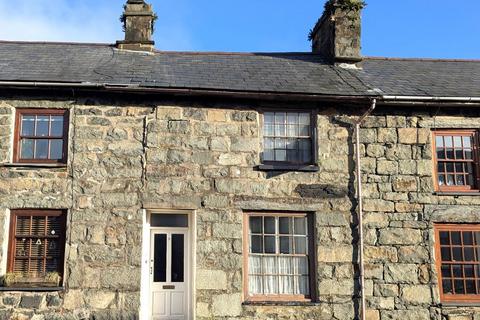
[310,0,364,64]
[117,0,156,52]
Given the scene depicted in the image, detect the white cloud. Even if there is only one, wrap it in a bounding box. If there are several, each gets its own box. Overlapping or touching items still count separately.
[0,0,127,43]
[0,0,195,50]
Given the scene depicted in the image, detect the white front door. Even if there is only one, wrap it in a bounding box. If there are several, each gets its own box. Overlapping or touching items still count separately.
[150,230,189,320]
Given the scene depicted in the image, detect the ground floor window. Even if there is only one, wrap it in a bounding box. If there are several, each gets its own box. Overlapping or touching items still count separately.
[5,209,67,287]
[435,224,480,302]
[244,212,315,301]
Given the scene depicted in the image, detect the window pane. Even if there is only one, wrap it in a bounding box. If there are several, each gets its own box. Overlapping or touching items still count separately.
[436,136,444,147]
[264,124,274,136]
[279,217,291,234]
[455,149,464,159]
[50,140,63,160]
[464,265,475,277]
[446,149,454,159]
[264,217,275,234]
[299,125,310,136]
[299,113,310,125]
[36,116,49,137]
[286,138,297,150]
[263,150,274,161]
[279,236,292,254]
[249,255,262,274]
[454,280,465,294]
[50,116,64,136]
[275,150,286,161]
[287,113,298,125]
[445,136,453,148]
[298,276,310,295]
[437,149,445,159]
[264,137,274,150]
[440,232,450,245]
[31,216,46,236]
[21,116,35,136]
[463,136,472,148]
[151,214,188,227]
[171,234,184,282]
[251,235,263,253]
[294,217,307,235]
[451,232,461,245]
[153,234,167,282]
[275,112,286,124]
[464,247,475,261]
[443,279,453,294]
[35,140,48,159]
[20,139,34,159]
[452,265,463,277]
[453,136,462,147]
[295,237,307,254]
[446,175,455,186]
[264,236,276,253]
[438,175,445,186]
[264,113,274,124]
[452,247,463,261]
[441,265,451,277]
[250,217,262,234]
[294,256,309,274]
[299,139,312,163]
[263,256,277,274]
[275,124,286,136]
[249,275,263,294]
[466,280,476,294]
[279,276,294,294]
[441,247,451,261]
[264,275,278,294]
[278,256,293,274]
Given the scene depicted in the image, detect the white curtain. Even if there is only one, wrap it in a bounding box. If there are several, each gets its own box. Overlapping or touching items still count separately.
[249,255,309,295]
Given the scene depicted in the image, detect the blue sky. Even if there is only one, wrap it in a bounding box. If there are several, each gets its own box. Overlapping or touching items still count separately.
[0,0,478,59]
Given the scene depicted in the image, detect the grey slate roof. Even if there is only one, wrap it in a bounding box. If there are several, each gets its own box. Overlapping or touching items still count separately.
[0,41,479,98]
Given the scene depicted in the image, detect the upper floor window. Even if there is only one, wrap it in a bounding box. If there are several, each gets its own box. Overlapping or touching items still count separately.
[244,212,314,302]
[6,209,67,287]
[435,224,480,303]
[262,112,314,165]
[433,130,479,192]
[13,109,69,164]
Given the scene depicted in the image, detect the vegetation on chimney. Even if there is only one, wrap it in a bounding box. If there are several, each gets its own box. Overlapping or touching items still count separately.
[120,5,158,34]
[308,0,366,41]
[324,0,366,13]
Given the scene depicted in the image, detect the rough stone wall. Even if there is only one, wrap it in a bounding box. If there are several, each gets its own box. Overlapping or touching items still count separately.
[360,110,480,320]
[0,98,479,320]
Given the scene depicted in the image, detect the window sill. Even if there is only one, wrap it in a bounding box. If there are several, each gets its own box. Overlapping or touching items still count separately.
[440,302,480,307]
[434,191,480,196]
[0,163,67,169]
[243,300,319,307]
[0,286,63,292]
[257,164,319,172]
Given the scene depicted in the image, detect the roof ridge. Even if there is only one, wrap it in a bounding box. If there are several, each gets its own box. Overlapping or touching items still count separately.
[364,56,480,63]
[0,40,114,47]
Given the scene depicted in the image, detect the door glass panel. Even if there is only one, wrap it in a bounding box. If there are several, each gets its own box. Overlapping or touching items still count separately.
[151,214,188,228]
[154,234,167,282]
[171,234,184,282]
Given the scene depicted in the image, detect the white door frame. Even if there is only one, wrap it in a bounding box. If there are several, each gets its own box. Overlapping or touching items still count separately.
[140,209,196,320]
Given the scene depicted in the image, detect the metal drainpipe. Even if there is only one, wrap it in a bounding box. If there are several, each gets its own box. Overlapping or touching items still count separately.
[355,98,376,320]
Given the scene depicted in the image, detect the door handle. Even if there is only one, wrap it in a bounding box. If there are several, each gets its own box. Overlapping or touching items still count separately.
[163,285,175,290]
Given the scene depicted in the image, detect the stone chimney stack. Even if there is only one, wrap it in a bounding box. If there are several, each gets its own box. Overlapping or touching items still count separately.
[117,0,156,52]
[310,0,364,64]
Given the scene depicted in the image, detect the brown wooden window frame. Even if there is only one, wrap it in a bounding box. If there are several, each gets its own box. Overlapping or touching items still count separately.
[243,212,316,302]
[6,209,67,286]
[434,224,480,303]
[13,108,69,164]
[432,129,480,193]
[261,111,317,166]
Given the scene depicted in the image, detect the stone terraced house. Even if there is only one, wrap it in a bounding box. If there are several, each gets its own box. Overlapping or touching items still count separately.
[0,0,480,319]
